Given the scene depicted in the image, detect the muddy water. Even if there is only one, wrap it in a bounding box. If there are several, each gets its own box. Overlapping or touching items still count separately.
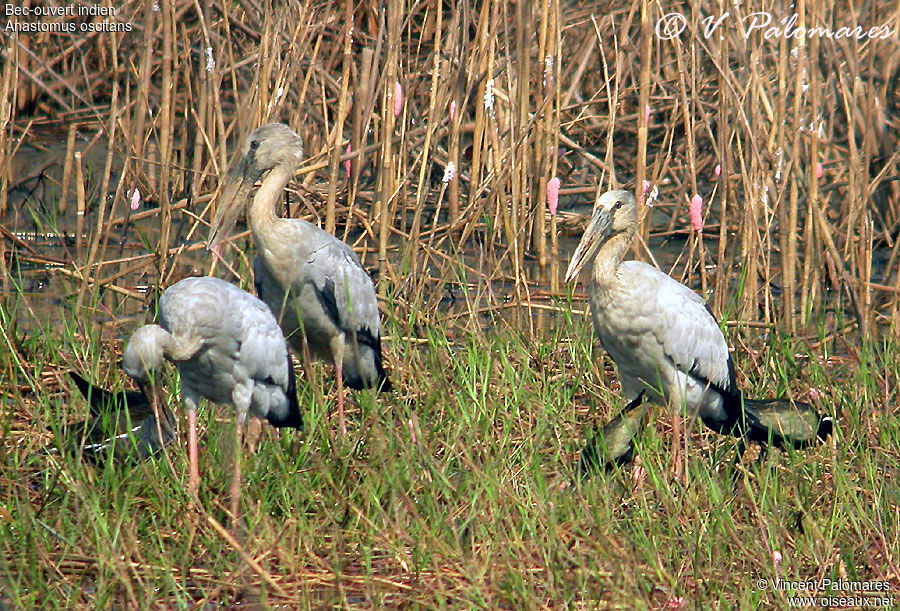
[1,134,604,340]
[2,135,890,343]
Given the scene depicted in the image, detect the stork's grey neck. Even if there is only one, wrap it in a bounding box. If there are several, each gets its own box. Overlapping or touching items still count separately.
[248,164,296,261]
[590,231,632,304]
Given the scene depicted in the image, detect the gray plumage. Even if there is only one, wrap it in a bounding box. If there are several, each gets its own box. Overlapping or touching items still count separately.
[123,276,301,430]
[251,230,387,391]
[122,276,300,519]
[207,123,390,435]
[566,190,831,473]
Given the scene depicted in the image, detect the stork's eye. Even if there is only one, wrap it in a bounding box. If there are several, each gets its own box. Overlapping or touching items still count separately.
[250,140,260,150]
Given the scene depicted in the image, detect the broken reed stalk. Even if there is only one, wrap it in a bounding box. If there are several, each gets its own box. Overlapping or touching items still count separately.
[634,0,652,245]
[74,152,86,263]
[324,0,353,236]
[59,125,77,215]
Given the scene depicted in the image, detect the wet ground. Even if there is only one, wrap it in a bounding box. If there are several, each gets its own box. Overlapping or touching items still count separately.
[2,133,892,345]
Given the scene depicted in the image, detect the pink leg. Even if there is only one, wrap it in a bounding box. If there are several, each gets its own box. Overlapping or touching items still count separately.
[330,334,347,438]
[230,417,244,523]
[671,410,683,482]
[188,409,199,497]
[335,358,346,438]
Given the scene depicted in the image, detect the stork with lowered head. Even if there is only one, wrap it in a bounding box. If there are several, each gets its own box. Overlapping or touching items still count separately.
[123,276,302,521]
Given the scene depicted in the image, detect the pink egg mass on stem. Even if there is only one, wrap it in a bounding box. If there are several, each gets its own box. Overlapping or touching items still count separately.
[689,194,703,233]
[547,177,560,216]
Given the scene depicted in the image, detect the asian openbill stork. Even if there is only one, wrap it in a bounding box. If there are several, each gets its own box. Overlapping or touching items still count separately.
[207,123,391,437]
[566,190,832,476]
[122,276,302,520]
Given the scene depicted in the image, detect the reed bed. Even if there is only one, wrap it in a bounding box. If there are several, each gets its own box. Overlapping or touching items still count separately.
[0,0,895,332]
[1,0,899,607]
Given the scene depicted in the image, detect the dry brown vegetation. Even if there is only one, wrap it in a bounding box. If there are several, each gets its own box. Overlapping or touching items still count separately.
[2,0,897,333]
[1,0,899,607]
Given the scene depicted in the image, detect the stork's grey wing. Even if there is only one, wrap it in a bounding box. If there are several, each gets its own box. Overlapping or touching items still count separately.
[626,262,735,394]
[230,289,292,390]
[301,238,382,343]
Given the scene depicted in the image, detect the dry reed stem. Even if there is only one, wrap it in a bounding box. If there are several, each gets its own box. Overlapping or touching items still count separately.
[634,0,652,245]
[0,34,14,220]
[0,0,896,341]
[323,0,353,236]
[407,0,444,280]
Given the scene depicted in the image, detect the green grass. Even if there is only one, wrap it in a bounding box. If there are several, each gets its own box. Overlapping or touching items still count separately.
[1,293,898,608]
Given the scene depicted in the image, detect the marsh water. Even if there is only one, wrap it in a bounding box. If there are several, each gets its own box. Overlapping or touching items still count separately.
[2,132,892,344]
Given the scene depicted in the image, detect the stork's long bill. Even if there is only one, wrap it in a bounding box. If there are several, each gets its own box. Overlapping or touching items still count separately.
[207,157,256,251]
[564,203,615,283]
[135,377,165,431]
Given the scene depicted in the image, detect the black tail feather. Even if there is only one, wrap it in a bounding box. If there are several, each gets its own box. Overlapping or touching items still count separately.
[62,372,175,463]
[68,371,150,419]
[265,357,304,430]
[718,394,833,450]
[579,391,648,476]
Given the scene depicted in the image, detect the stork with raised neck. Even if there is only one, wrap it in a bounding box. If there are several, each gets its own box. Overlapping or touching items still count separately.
[123,276,302,521]
[565,189,831,477]
[207,123,391,437]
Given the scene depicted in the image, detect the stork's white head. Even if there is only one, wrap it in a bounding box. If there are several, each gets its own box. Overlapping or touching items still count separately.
[208,123,304,250]
[564,189,637,283]
[123,325,169,384]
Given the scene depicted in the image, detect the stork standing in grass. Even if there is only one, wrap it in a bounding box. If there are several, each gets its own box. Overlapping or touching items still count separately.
[565,190,831,477]
[123,276,302,520]
[207,123,391,437]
